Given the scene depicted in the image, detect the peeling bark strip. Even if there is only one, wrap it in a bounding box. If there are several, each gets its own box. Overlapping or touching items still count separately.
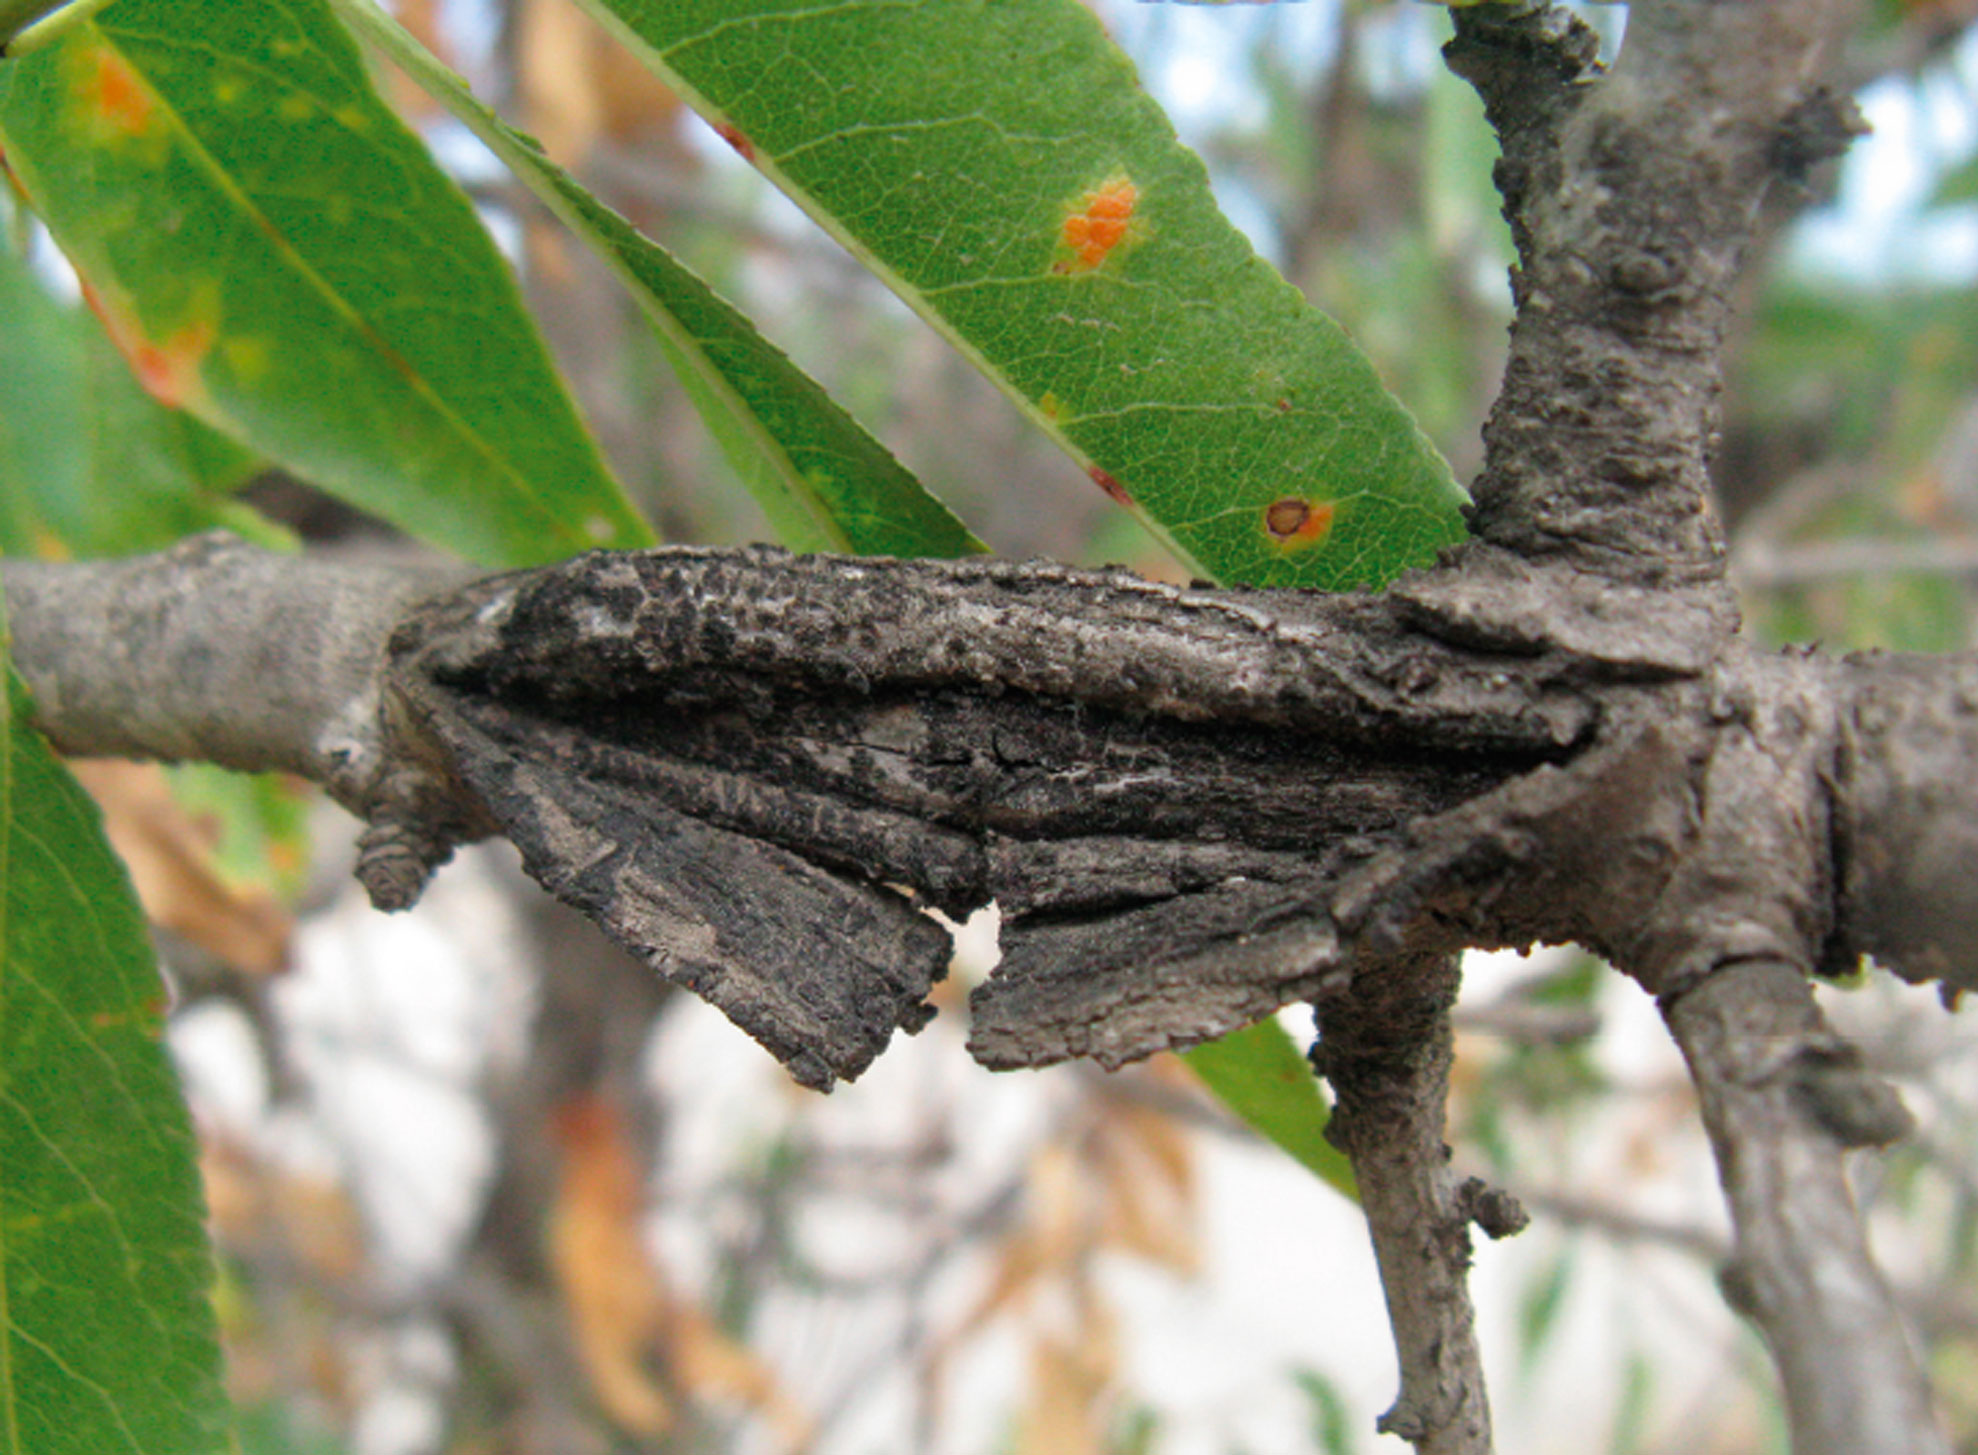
[6,535,1976,1093]
[378,543,1589,1087]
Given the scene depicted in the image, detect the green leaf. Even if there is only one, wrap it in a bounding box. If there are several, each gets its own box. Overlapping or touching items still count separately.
[0,0,652,568]
[1929,152,1978,209]
[1292,1367,1361,1455]
[328,0,982,560]
[1515,1246,1575,1377]
[572,0,1468,589]
[0,658,227,1452]
[0,222,270,558]
[1180,1018,1354,1197]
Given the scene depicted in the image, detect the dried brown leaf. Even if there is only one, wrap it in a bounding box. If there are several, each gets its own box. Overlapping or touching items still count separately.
[384,0,447,120]
[517,0,684,167]
[70,758,291,973]
[548,1095,675,1436]
[1017,1325,1116,1455]
[549,1095,810,1447]
[1089,1096,1198,1276]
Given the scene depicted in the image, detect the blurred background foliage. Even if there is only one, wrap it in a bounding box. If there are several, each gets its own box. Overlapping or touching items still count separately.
[12,0,1978,1451]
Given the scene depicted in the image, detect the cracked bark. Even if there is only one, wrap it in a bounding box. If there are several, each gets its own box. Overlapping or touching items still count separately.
[0,0,1965,1449]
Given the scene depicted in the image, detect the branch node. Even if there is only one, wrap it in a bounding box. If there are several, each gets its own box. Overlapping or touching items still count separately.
[1457,1176,1531,1241]
[355,813,454,913]
[1769,86,1870,187]
[1791,1043,1916,1150]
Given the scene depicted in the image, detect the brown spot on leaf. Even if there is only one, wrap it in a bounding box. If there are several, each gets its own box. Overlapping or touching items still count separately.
[79,44,156,137]
[1088,465,1132,506]
[712,120,754,164]
[80,279,218,412]
[1264,496,1334,548]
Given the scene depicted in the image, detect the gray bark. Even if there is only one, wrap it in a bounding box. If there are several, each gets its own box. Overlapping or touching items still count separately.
[1315,953,1524,1455]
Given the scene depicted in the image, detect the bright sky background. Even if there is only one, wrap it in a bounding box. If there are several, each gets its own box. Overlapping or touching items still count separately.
[1793,31,1978,283]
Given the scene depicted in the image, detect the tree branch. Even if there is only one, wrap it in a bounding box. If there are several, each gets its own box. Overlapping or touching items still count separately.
[2,535,463,799]
[1438,3,1947,1445]
[1315,954,1525,1454]
[1448,0,1859,584]
[1666,961,1942,1455]
[8,535,1974,1082]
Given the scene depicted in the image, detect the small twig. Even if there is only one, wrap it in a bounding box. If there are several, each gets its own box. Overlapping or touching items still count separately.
[1315,954,1524,1455]
[1451,998,1601,1046]
[1735,535,1978,588]
[1522,1188,1728,1263]
[1664,960,1947,1455]
[1727,463,1870,559]
[0,0,58,48]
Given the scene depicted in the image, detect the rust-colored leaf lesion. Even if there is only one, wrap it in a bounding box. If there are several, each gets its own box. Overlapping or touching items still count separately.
[73,41,159,140]
[80,277,219,412]
[1053,174,1140,275]
[1263,496,1334,550]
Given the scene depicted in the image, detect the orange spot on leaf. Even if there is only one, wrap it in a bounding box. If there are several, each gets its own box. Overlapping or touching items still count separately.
[81,279,217,412]
[1088,465,1132,506]
[1058,176,1139,273]
[1264,496,1334,548]
[712,120,754,163]
[81,44,156,137]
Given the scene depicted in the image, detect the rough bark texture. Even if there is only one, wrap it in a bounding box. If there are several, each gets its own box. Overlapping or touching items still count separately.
[0,0,1963,1448]
[1450,0,1859,582]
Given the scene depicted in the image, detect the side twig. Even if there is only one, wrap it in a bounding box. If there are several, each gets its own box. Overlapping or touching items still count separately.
[1315,954,1526,1455]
